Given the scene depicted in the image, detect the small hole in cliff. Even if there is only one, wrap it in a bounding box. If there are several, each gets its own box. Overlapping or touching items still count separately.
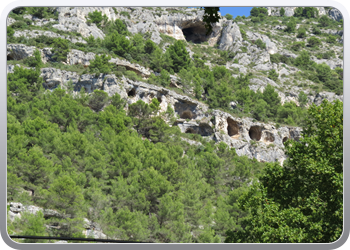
[227,117,239,137]
[7,54,14,60]
[283,137,288,143]
[181,110,193,119]
[264,132,275,142]
[157,97,162,103]
[249,126,262,141]
[185,128,196,134]
[128,88,136,97]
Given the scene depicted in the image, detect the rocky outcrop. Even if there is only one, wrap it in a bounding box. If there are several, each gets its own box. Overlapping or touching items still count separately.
[328,8,343,21]
[8,201,106,239]
[7,44,53,63]
[13,30,87,44]
[312,57,343,69]
[218,21,242,51]
[265,7,326,17]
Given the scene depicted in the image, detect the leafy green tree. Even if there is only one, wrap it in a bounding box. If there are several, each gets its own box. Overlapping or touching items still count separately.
[262,84,281,118]
[167,40,190,73]
[89,54,112,74]
[52,38,70,62]
[307,37,322,48]
[268,69,279,82]
[297,28,307,38]
[280,8,285,16]
[21,211,47,243]
[104,31,132,58]
[225,100,343,243]
[284,17,296,33]
[88,89,110,111]
[319,15,330,27]
[225,14,233,20]
[294,50,311,69]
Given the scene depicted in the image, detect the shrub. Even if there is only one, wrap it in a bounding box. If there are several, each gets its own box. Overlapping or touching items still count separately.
[291,41,305,51]
[225,14,233,20]
[88,90,110,111]
[307,37,322,47]
[87,11,108,28]
[89,54,112,74]
[52,38,70,62]
[268,69,279,82]
[284,17,296,33]
[255,39,266,50]
[280,8,285,16]
[23,49,43,68]
[326,35,337,44]
[240,47,248,53]
[319,15,330,27]
[294,50,311,69]
[296,28,307,38]
[312,26,322,35]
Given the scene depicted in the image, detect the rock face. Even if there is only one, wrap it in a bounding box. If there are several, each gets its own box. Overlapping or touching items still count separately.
[328,8,343,21]
[13,30,87,44]
[8,201,106,239]
[265,7,326,17]
[7,44,53,63]
[218,21,242,51]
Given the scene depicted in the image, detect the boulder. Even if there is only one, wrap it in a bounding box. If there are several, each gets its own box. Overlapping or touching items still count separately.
[328,8,343,21]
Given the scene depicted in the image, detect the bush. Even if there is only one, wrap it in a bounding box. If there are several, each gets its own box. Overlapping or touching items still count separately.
[254,39,266,50]
[240,47,248,53]
[89,54,112,74]
[294,50,311,69]
[326,35,337,44]
[225,14,233,20]
[307,37,322,47]
[88,90,110,111]
[280,8,285,16]
[296,28,307,38]
[312,26,322,35]
[268,69,279,82]
[284,17,296,33]
[23,49,43,68]
[87,10,108,28]
[291,41,305,51]
[52,38,70,62]
[319,15,330,27]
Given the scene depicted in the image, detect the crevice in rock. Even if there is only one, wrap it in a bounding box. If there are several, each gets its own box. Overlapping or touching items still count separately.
[264,131,275,142]
[185,128,196,134]
[283,137,288,143]
[157,96,162,103]
[128,88,136,97]
[249,126,262,141]
[7,54,14,60]
[181,21,209,44]
[181,110,193,119]
[227,117,239,137]
[174,101,197,119]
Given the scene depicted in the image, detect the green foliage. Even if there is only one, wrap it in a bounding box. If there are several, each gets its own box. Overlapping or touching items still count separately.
[88,90,110,111]
[26,7,57,19]
[290,41,305,51]
[250,7,268,17]
[202,7,221,34]
[225,100,343,243]
[87,11,108,28]
[319,15,330,27]
[284,17,296,33]
[294,50,312,69]
[294,7,318,18]
[52,38,70,62]
[254,39,266,50]
[326,35,337,44]
[167,40,191,73]
[240,28,247,40]
[280,8,285,16]
[298,91,308,107]
[296,28,307,38]
[23,49,43,68]
[225,14,233,20]
[307,36,322,48]
[104,31,132,58]
[268,69,279,82]
[89,54,112,74]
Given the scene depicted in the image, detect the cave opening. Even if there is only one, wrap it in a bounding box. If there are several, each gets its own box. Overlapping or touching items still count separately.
[227,117,239,137]
[7,54,14,60]
[264,132,275,143]
[157,96,162,103]
[128,88,136,97]
[182,23,209,44]
[249,126,262,141]
[283,137,288,143]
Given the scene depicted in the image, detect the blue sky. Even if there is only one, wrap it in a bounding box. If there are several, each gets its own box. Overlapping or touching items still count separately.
[189,7,253,18]
[219,7,253,18]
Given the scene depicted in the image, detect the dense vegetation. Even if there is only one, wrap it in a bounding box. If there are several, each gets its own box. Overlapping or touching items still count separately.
[7,66,266,242]
[7,7,343,243]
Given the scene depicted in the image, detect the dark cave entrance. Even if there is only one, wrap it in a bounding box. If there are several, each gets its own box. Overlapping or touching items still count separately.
[128,88,136,97]
[227,117,239,137]
[182,23,209,44]
[249,126,262,141]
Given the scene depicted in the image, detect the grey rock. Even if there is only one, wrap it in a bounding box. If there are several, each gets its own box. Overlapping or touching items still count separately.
[313,58,343,69]
[7,17,16,26]
[218,21,242,51]
[13,30,87,44]
[313,91,343,106]
[328,8,343,21]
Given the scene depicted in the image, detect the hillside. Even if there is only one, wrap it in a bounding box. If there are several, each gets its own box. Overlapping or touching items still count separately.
[6,7,343,243]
